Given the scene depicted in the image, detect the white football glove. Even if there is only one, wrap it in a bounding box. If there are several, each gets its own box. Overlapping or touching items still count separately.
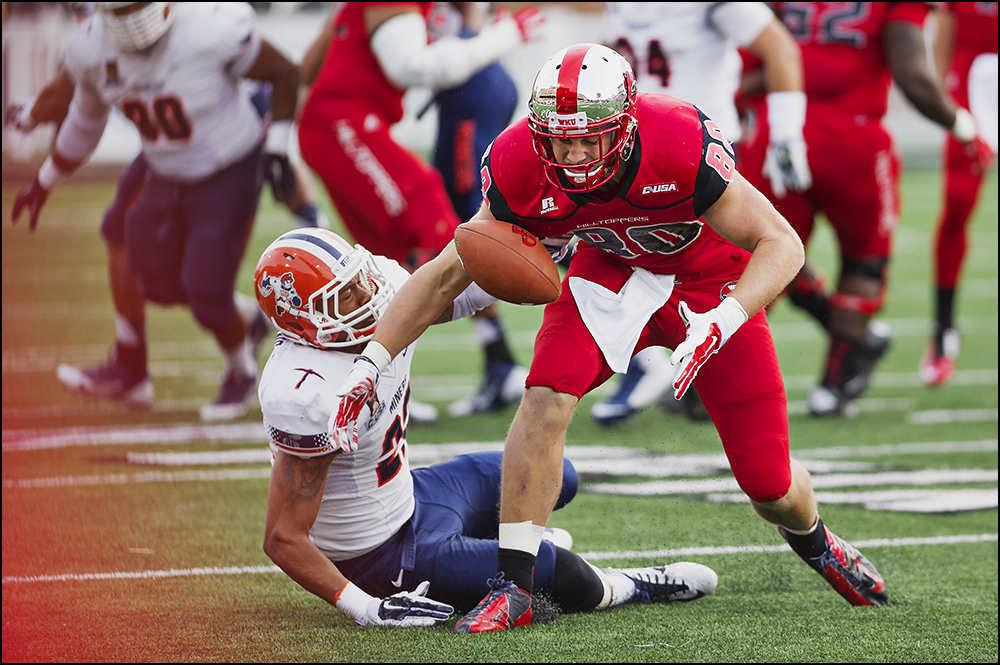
[330,357,381,453]
[764,91,811,198]
[669,298,748,400]
[336,581,454,628]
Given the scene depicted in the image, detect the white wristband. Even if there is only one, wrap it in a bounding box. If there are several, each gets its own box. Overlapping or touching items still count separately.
[360,341,392,373]
[335,582,377,624]
[767,91,807,141]
[265,119,292,155]
[951,107,977,143]
[37,155,64,190]
[717,295,749,342]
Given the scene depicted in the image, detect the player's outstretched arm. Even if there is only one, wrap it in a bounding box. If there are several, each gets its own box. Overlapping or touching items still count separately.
[263,449,453,627]
[883,19,977,143]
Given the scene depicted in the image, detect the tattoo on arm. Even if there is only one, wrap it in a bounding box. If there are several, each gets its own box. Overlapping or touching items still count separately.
[280,454,330,506]
[432,303,455,325]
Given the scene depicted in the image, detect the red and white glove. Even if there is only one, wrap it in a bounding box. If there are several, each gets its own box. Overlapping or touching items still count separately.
[670,298,748,400]
[329,343,392,453]
[494,6,545,43]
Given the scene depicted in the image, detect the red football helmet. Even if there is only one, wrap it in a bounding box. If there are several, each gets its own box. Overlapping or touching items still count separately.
[527,43,638,191]
[254,229,394,349]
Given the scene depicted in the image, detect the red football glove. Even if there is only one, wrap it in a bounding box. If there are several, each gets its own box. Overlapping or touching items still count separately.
[330,358,381,453]
[494,6,545,43]
[670,298,748,400]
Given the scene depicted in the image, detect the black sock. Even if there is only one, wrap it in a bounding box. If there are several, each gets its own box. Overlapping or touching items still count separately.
[935,287,956,333]
[481,316,516,365]
[497,548,536,594]
[780,518,829,559]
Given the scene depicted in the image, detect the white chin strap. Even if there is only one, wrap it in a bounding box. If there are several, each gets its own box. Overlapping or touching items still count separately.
[102,2,173,51]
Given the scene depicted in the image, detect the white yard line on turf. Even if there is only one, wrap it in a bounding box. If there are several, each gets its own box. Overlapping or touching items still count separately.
[3,534,996,584]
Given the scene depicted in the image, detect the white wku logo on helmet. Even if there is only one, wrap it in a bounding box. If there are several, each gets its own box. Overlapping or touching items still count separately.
[642,183,678,195]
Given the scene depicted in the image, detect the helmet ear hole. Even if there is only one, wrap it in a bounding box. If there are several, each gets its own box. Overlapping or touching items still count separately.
[284,321,304,332]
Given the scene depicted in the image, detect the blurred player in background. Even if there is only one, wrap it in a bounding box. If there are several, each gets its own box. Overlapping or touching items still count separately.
[255,227,718,627]
[295,2,545,422]
[739,1,985,416]
[10,1,300,421]
[920,1,998,386]
[332,44,891,633]
[425,2,532,417]
[591,1,808,426]
[6,70,332,414]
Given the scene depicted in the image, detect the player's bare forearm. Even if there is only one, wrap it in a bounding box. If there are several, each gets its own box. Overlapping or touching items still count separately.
[702,173,804,314]
[246,39,300,122]
[883,21,957,128]
[263,450,348,607]
[747,19,803,93]
[31,69,75,124]
[371,241,473,357]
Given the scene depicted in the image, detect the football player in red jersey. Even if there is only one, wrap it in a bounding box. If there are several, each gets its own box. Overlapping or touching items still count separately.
[739,2,984,416]
[297,2,544,421]
[331,44,890,631]
[921,2,998,386]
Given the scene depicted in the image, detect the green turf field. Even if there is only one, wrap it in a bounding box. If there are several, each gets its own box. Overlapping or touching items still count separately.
[2,168,997,663]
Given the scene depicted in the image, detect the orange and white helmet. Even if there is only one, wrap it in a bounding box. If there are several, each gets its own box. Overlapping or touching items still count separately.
[527,43,638,192]
[97,2,174,52]
[254,229,394,349]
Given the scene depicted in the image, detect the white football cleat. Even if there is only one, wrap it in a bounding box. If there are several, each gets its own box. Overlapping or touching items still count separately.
[605,561,718,604]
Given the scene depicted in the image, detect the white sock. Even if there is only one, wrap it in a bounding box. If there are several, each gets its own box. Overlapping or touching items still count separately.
[498,520,545,556]
[234,291,261,325]
[601,568,638,607]
[115,313,145,347]
[222,338,257,379]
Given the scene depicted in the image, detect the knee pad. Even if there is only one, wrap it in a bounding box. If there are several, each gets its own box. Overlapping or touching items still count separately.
[830,258,887,315]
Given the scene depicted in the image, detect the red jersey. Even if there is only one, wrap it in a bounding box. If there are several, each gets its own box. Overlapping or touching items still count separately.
[481,93,742,276]
[302,2,431,125]
[774,2,930,119]
[946,2,998,106]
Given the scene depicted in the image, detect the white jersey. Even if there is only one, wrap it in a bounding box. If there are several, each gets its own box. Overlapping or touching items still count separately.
[63,2,264,181]
[602,2,774,141]
[258,257,417,561]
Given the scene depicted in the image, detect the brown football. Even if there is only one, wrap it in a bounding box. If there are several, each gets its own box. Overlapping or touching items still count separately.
[454,219,561,305]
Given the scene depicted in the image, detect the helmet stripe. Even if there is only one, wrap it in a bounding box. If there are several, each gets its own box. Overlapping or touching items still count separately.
[556,44,591,114]
[281,231,347,263]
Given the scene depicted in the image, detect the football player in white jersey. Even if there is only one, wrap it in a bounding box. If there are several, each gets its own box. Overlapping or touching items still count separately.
[11,2,300,421]
[256,227,718,627]
[593,1,810,427]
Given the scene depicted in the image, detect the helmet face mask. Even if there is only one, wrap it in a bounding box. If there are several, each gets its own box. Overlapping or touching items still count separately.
[528,43,638,192]
[97,2,175,52]
[255,229,394,350]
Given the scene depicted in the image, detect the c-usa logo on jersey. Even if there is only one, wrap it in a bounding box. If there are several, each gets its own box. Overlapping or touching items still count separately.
[258,271,303,315]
